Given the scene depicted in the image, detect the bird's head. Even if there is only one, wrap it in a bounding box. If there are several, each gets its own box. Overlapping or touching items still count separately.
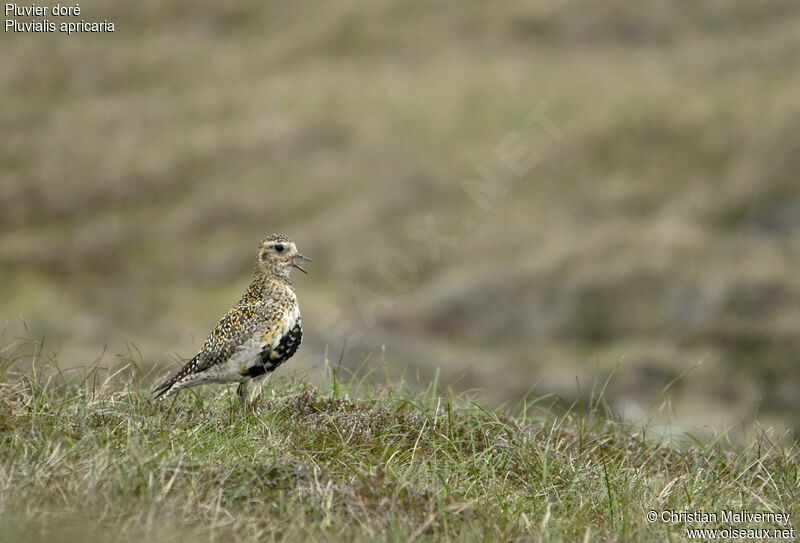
[256,233,311,279]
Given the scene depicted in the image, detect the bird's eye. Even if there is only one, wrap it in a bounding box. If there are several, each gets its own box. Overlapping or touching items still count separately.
[274,244,284,253]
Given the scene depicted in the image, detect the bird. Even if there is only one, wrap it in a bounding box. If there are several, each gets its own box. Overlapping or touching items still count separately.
[153,233,311,407]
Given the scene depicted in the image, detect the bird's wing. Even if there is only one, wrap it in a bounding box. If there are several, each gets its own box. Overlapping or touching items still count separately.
[152,302,267,397]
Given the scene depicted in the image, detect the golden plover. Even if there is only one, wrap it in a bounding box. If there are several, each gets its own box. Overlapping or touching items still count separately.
[153,233,310,406]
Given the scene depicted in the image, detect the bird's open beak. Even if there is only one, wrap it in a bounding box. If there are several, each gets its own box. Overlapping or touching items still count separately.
[291,253,312,274]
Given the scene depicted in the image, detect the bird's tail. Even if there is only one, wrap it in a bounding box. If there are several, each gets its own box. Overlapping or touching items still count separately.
[152,354,202,401]
[152,354,202,400]
[152,377,176,400]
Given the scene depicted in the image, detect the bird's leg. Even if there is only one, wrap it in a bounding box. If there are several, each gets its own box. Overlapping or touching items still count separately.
[237,381,249,410]
[248,379,265,411]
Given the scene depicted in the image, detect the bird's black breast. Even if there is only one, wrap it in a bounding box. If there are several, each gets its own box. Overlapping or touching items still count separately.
[242,324,303,378]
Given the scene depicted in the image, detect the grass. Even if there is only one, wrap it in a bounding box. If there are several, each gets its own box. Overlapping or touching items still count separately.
[1,341,797,542]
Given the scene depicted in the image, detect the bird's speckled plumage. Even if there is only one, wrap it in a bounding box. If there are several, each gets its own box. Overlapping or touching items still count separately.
[153,233,309,405]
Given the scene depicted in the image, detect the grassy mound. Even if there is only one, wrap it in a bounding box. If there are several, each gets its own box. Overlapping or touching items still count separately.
[0,353,797,542]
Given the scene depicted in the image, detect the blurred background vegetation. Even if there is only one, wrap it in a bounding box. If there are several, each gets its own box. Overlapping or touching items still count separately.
[2,0,799,438]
